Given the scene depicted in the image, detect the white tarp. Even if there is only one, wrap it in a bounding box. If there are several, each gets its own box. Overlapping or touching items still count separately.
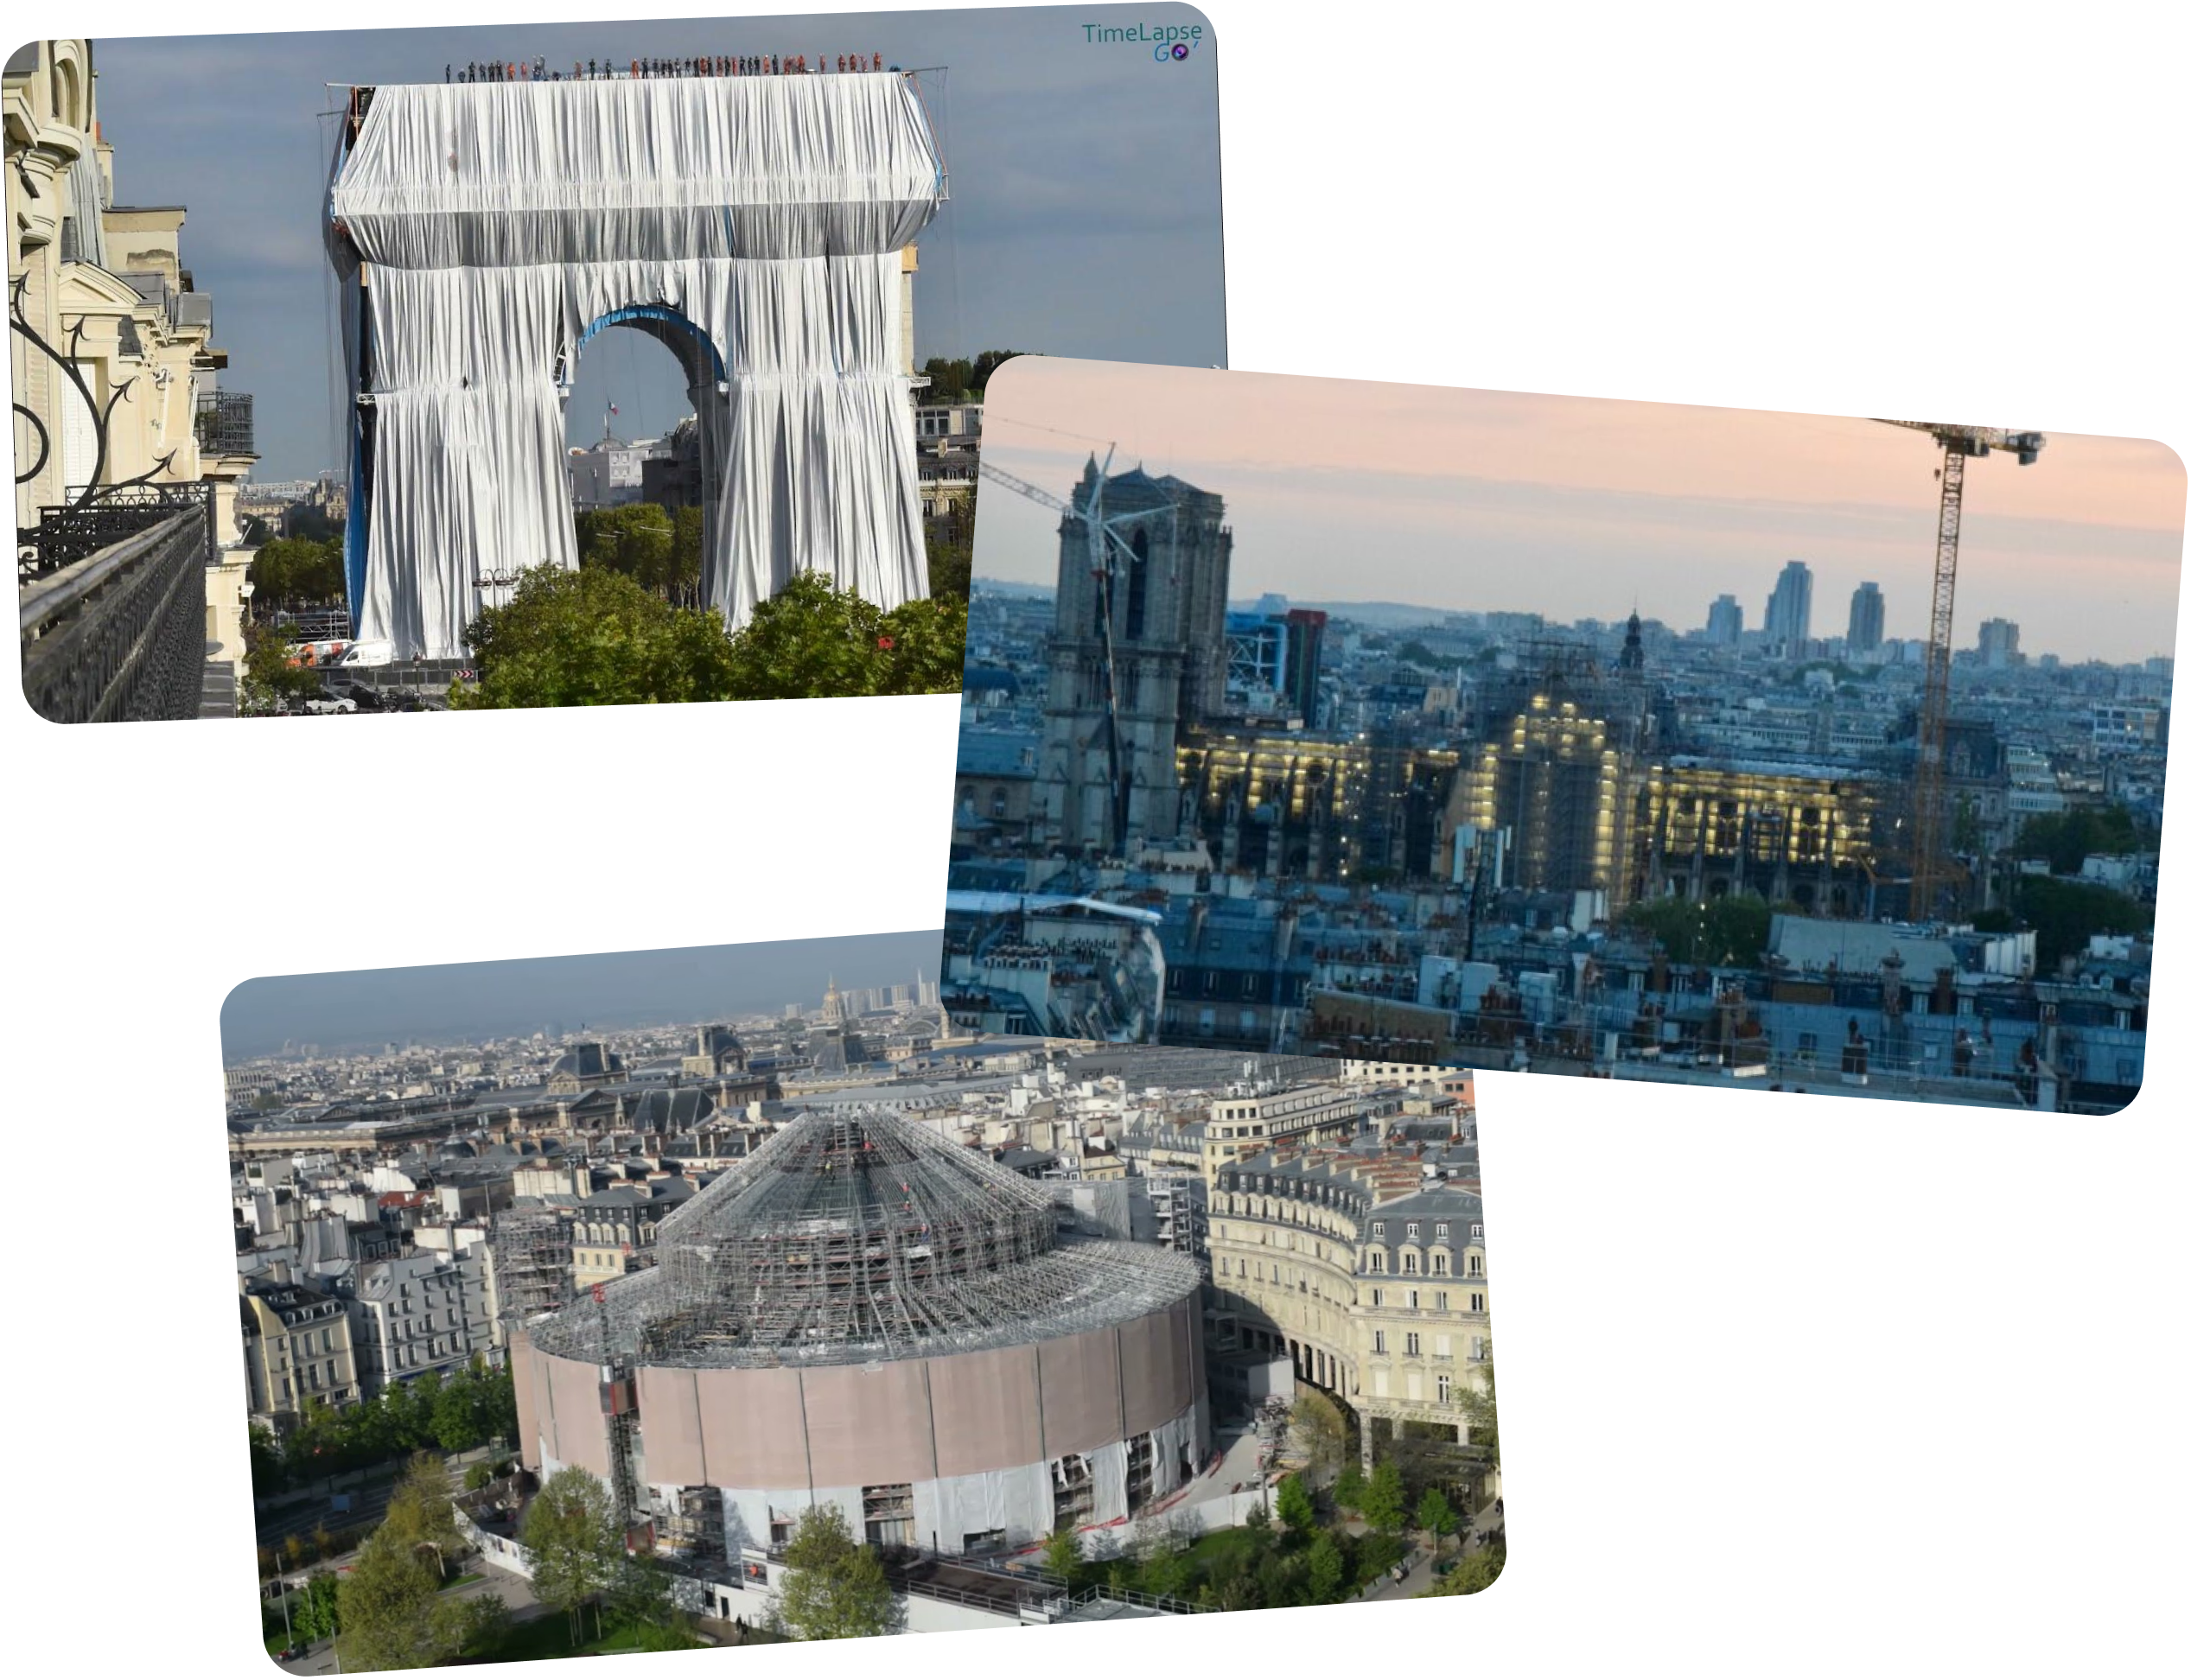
[330,75,941,657]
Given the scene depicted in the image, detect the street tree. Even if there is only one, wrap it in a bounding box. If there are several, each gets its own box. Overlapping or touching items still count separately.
[381,1451,461,1579]
[431,1367,487,1452]
[1289,1390,1348,1484]
[1415,1486,1458,1552]
[717,571,968,700]
[1361,1460,1410,1534]
[1425,1546,1505,1596]
[773,1504,900,1641]
[521,1466,624,1642]
[249,1424,287,1497]
[1304,1531,1348,1603]
[1456,1346,1500,1478]
[1275,1473,1316,1535]
[334,1524,448,1670]
[1042,1528,1083,1586]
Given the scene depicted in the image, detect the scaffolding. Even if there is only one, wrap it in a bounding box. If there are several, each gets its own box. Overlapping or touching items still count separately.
[526,1106,1200,1370]
[491,1204,573,1333]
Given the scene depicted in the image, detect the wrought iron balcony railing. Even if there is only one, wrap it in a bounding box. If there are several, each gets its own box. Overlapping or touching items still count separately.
[20,497,212,723]
[195,390,256,458]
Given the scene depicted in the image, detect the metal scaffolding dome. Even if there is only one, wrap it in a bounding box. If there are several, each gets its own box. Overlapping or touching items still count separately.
[527,1106,1199,1370]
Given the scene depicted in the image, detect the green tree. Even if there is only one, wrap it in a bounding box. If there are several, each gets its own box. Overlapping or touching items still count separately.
[1331,1462,1367,1515]
[773,1504,899,1641]
[575,503,695,601]
[334,1524,447,1670]
[381,1451,461,1579]
[606,1553,671,1627]
[1416,1486,1458,1551]
[240,617,324,714]
[1623,890,1774,968]
[431,1592,510,1658]
[1290,1390,1349,1485]
[451,563,740,710]
[2009,805,2152,875]
[925,493,974,604]
[918,349,1026,402]
[1041,1528,1083,1586]
[1361,1460,1409,1534]
[1456,1346,1500,1499]
[1275,1473,1316,1534]
[432,1369,487,1453]
[1354,1530,1404,1586]
[717,571,967,700]
[1305,1531,1349,1603]
[521,1466,624,1642]
[249,1424,287,1497]
[2002,875,2153,968]
[1425,1546,1506,1596]
[250,536,347,608]
[292,1571,341,1644]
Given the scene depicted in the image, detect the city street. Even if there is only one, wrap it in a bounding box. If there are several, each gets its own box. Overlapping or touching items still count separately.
[258,1444,498,1551]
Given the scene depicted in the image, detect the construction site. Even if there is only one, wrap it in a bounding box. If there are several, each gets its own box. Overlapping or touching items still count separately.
[504,1104,1208,1565]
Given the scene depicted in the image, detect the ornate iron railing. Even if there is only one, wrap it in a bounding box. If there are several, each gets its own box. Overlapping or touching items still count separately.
[20,502,211,723]
[17,480,213,581]
[195,390,255,457]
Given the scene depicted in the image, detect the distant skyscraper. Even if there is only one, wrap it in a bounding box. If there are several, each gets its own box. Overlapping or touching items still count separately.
[1705,594,1743,646]
[1847,582,1885,654]
[1977,618,2022,669]
[1764,561,1813,657]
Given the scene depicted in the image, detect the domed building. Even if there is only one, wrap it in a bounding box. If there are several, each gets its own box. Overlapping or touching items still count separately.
[512,1105,1207,1560]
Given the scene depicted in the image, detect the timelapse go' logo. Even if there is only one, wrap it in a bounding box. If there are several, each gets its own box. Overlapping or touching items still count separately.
[1080,21,1207,62]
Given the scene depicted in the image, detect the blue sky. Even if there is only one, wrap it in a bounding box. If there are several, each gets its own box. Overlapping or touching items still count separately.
[89,6,1225,480]
[220,929,946,1056]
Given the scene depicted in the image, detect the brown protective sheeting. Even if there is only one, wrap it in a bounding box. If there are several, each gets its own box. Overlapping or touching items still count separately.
[698,1365,811,1489]
[1037,1326,1126,1458]
[802,1360,939,1487]
[635,1365,708,1487]
[511,1329,544,1470]
[1117,1301,1197,1437]
[543,1352,614,1480]
[926,1344,1044,1478]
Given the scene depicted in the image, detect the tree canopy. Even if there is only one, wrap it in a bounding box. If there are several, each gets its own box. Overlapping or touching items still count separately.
[1425,1545,1506,1597]
[1990,875,2153,968]
[918,349,1026,402]
[250,536,347,609]
[1276,1472,1316,1533]
[1623,891,1774,968]
[521,1466,625,1639]
[334,1524,446,1670]
[2009,805,2155,875]
[774,1504,900,1641]
[450,565,968,709]
[574,502,706,607]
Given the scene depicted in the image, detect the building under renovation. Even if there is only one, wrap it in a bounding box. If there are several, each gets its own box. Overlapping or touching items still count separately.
[510,1105,1207,1561]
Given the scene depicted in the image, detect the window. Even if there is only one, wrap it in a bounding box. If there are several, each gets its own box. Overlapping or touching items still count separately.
[1406,1289,1419,1310]
[1466,1254,1483,1276]
[1435,1222,1449,1240]
[1436,1374,1452,1403]
[1406,1222,1420,1240]
[1371,1221,1385,1238]
[1373,1330,1386,1354]
[1368,1250,1385,1273]
[1432,1252,1449,1276]
[1470,1292,1485,1313]
[1436,1291,1449,1311]
[1369,1288,1382,1308]
[1402,1251,1419,1275]
[1404,1332,1421,1356]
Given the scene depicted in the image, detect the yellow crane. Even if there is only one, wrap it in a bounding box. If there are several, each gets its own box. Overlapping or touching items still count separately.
[1872,418,2044,920]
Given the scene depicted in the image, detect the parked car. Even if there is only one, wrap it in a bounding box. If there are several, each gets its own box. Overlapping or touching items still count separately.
[302,693,356,716]
[322,678,385,712]
[336,639,394,668]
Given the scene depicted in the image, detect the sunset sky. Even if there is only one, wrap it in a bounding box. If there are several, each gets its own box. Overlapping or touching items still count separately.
[970,359,2187,665]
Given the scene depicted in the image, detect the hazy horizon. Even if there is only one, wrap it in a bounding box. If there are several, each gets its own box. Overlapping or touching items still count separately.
[220,931,946,1060]
[969,360,2187,666]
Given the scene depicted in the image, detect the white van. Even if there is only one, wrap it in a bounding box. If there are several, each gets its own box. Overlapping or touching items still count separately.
[337,640,395,668]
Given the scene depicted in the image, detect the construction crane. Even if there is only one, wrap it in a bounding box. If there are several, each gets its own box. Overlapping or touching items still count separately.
[980,450,1182,856]
[1873,419,2044,920]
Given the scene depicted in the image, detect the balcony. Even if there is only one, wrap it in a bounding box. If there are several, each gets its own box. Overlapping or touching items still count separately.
[20,489,213,722]
[195,390,255,458]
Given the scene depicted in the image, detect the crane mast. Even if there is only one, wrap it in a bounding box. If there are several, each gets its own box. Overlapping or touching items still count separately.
[980,451,1181,858]
[1873,419,2043,920]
